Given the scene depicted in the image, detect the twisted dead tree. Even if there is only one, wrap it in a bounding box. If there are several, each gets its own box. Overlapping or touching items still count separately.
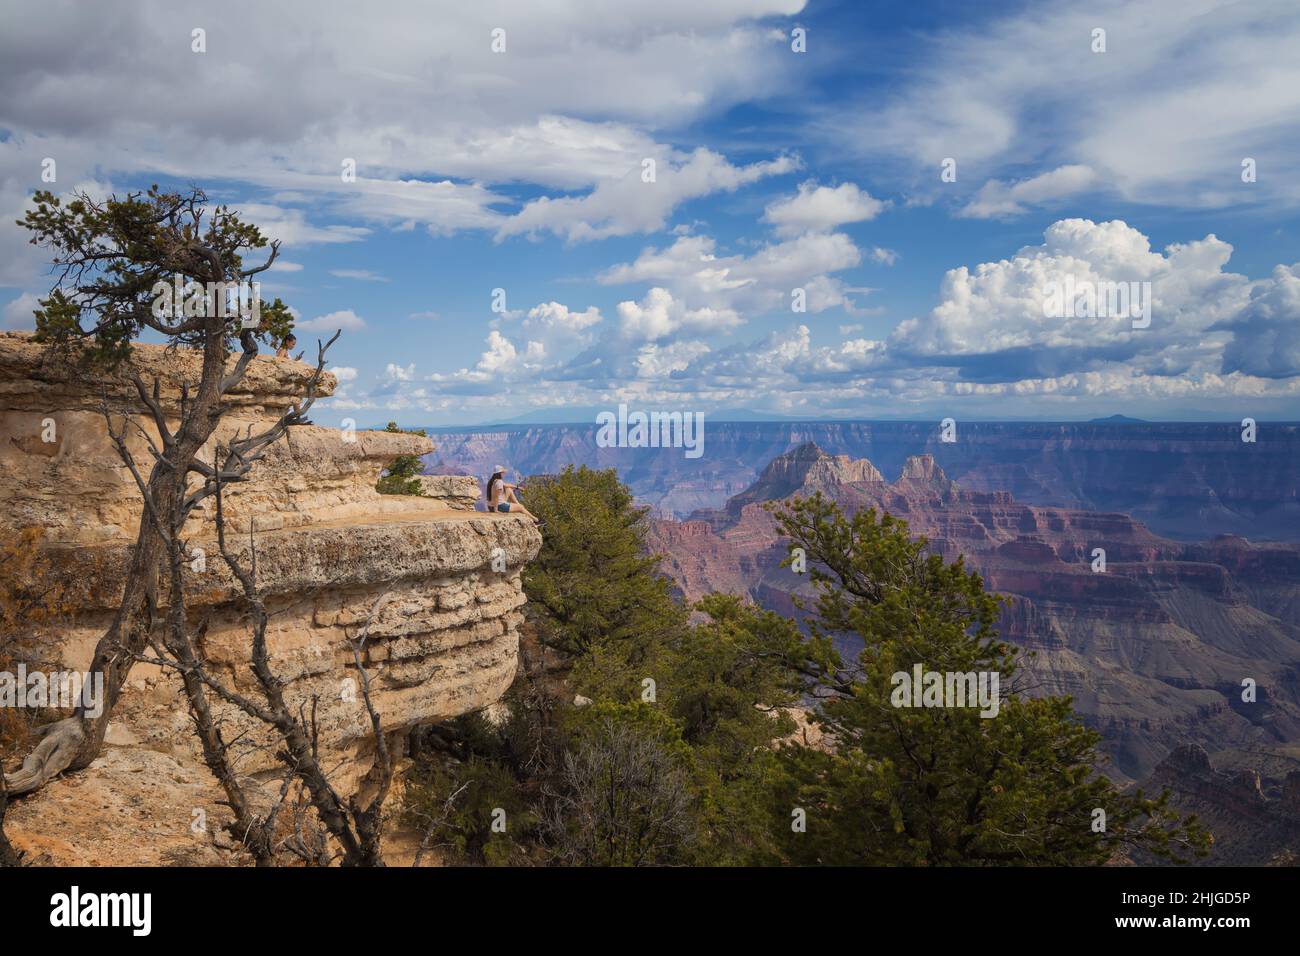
[129,430,395,865]
[4,186,295,797]
[102,332,341,864]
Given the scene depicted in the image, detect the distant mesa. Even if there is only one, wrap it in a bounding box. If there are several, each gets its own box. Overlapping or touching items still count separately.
[640,436,1300,839]
[1088,413,1148,424]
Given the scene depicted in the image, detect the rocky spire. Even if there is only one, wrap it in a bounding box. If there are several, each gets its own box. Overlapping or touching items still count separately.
[894,454,957,493]
[899,454,948,482]
[727,441,883,511]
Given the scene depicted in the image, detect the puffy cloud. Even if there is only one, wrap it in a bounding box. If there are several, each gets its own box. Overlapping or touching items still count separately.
[796,274,873,316]
[384,363,415,382]
[762,181,887,236]
[477,331,522,374]
[616,287,741,342]
[267,195,1300,419]
[744,232,864,287]
[475,330,546,375]
[634,340,712,378]
[524,302,604,336]
[601,231,866,314]
[1216,264,1300,378]
[2,291,40,330]
[437,217,1300,420]
[889,219,1245,373]
[509,301,606,357]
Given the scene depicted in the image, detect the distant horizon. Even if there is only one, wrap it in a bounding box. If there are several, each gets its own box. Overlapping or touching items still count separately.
[382,414,1300,432]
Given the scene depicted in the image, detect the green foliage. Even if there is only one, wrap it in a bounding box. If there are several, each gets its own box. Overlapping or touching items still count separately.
[521,465,685,661]
[663,596,821,864]
[402,749,537,866]
[669,596,796,750]
[375,421,427,495]
[534,594,824,864]
[18,186,292,366]
[402,467,811,865]
[766,493,1211,865]
[401,472,1210,867]
[255,296,295,352]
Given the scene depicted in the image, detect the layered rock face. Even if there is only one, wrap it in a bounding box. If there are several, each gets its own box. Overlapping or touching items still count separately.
[726,441,883,513]
[645,443,1300,823]
[1139,745,1300,864]
[0,331,540,793]
[430,420,1300,537]
[415,474,481,510]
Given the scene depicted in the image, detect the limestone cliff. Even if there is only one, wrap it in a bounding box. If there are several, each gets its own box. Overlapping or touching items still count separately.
[1,332,540,861]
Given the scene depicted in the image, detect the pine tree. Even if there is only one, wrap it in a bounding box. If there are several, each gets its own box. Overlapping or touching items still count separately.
[767,493,1211,865]
[375,421,427,495]
[521,466,684,666]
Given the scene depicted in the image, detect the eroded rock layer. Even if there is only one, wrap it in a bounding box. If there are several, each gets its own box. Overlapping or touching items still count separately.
[0,331,540,793]
[647,442,1300,805]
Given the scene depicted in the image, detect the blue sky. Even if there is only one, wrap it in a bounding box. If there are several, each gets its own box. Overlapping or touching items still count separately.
[2,0,1299,425]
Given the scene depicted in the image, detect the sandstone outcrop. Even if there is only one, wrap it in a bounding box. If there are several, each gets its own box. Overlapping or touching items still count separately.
[0,332,541,850]
[415,474,481,510]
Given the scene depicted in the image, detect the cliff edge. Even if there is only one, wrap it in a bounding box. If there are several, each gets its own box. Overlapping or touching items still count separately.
[0,332,541,864]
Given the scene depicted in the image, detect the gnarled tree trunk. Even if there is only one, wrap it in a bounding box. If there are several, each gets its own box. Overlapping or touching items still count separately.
[4,329,232,795]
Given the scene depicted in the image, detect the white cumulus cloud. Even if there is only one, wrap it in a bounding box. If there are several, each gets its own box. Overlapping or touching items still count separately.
[762,181,887,236]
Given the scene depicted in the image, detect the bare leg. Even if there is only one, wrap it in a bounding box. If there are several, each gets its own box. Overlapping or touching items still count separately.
[504,488,538,521]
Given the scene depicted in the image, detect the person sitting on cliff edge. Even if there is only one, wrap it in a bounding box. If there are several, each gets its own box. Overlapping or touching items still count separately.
[486,465,540,524]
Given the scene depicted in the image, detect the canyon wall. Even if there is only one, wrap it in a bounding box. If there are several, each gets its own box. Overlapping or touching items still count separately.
[644,443,1300,810]
[0,331,540,803]
[427,420,1300,538]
